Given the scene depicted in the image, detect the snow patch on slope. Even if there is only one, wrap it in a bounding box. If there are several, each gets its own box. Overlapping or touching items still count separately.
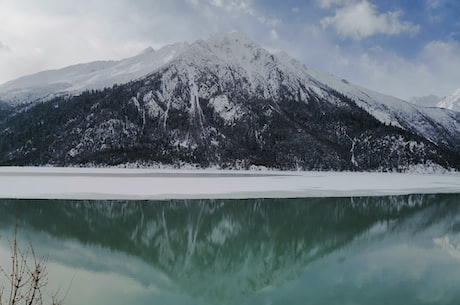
[208,95,244,124]
[143,91,164,118]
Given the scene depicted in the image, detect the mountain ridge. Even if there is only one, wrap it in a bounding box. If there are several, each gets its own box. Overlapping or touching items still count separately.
[0,32,459,171]
[0,41,189,104]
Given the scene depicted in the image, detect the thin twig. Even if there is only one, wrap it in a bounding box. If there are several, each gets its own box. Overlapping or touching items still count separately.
[1,221,65,305]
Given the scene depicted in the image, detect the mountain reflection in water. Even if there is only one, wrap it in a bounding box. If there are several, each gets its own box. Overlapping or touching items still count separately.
[0,194,459,305]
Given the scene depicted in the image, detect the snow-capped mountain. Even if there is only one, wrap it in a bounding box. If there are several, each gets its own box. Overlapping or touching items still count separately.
[437,88,460,112]
[0,32,459,170]
[0,42,188,104]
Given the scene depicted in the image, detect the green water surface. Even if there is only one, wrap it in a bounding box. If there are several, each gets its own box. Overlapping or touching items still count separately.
[1,194,459,305]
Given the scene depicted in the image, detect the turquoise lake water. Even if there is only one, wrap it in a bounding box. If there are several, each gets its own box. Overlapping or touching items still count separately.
[1,195,460,304]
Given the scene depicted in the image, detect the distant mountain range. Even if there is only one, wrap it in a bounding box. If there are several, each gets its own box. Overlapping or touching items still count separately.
[410,89,460,112]
[0,32,459,171]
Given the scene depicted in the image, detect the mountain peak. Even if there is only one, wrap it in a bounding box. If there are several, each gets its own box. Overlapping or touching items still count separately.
[437,88,460,112]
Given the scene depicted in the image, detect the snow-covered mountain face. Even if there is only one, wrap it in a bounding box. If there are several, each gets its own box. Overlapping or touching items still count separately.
[1,32,459,170]
[0,42,188,104]
[437,89,460,112]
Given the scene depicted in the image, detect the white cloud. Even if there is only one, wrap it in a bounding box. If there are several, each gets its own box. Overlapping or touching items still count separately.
[209,0,251,12]
[203,0,280,27]
[291,7,300,13]
[320,0,419,40]
[0,2,154,83]
[269,29,279,40]
[338,39,460,99]
[426,0,442,9]
[1,0,456,101]
[0,0,280,83]
[316,0,347,9]
[277,20,460,99]
[0,42,10,52]
[185,0,200,7]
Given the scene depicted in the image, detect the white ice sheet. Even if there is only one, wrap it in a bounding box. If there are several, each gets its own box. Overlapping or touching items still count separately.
[0,167,459,200]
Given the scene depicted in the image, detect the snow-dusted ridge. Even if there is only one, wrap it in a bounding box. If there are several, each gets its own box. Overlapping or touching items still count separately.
[0,42,188,104]
[1,32,458,131]
[0,167,459,200]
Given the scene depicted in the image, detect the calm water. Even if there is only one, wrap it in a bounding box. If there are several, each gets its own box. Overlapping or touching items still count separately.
[1,195,460,305]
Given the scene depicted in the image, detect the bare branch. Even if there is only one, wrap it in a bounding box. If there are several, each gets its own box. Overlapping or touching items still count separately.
[0,222,68,305]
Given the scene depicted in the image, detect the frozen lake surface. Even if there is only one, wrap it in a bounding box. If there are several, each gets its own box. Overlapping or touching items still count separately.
[0,167,460,199]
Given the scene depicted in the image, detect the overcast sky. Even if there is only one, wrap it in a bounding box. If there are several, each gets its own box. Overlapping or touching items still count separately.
[0,0,459,100]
